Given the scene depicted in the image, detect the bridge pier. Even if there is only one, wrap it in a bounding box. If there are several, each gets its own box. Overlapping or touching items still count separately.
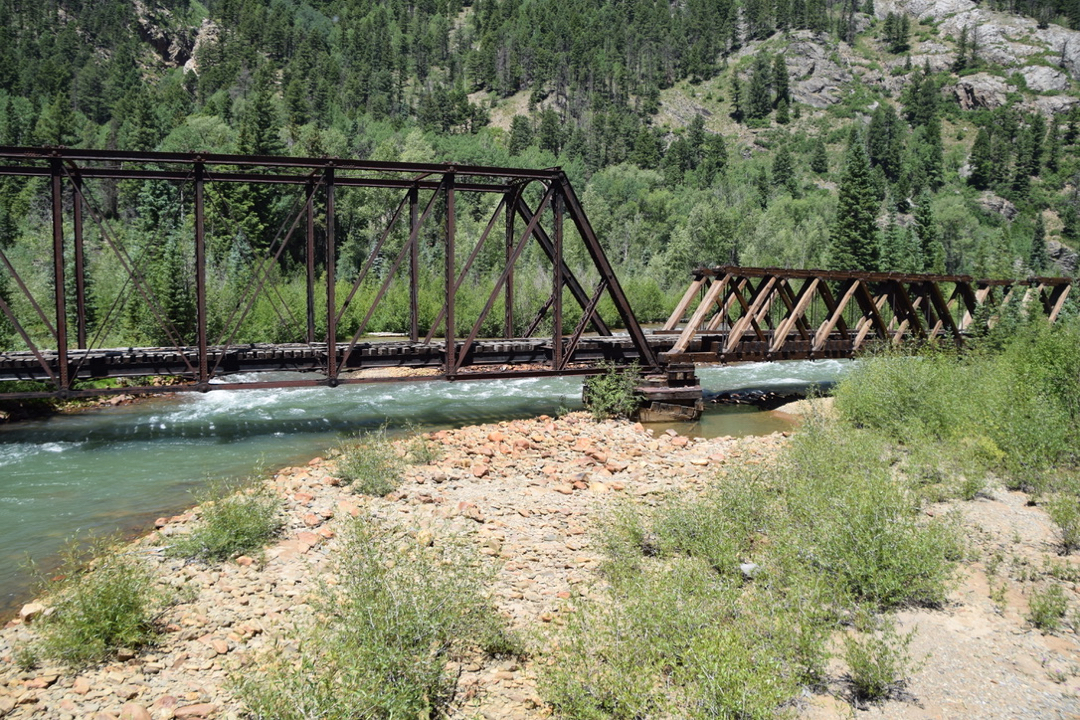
[633,363,704,423]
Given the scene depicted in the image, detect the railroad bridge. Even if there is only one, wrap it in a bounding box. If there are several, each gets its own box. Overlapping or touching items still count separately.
[0,148,1071,418]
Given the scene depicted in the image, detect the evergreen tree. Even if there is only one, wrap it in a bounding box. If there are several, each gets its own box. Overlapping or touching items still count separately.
[829,133,880,271]
[730,76,746,122]
[968,126,994,190]
[537,107,562,156]
[508,115,533,155]
[771,145,798,195]
[776,98,790,124]
[630,127,662,169]
[1029,213,1049,273]
[35,90,77,146]
[867,104,904,182]
[952,26,969,73]
[238,86,284,156]
[747,53,773,120]
[1045,119,1061,174]
[772,55,790,107]
[810,137,830,174]
[913,189,945,273]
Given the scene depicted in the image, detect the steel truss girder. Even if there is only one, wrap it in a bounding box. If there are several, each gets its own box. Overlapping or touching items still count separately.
[0,147,659,397]
[660,266,1073,365]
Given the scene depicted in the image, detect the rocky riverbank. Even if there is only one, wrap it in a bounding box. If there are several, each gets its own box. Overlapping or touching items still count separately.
[1,408,1077,720]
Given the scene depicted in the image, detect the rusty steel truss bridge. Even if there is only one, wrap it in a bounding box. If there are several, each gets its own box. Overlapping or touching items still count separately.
[0,147,1072,405]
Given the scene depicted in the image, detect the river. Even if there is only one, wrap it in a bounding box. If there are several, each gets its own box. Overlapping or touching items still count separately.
[0,358,850,614]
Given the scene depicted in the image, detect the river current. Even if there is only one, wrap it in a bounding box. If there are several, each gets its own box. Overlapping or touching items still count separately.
[0,359,850,613]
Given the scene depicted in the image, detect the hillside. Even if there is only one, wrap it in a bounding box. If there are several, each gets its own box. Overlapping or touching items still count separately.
[0,0,1079,346]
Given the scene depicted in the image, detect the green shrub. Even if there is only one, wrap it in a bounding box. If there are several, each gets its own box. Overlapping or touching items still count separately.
[1028,584,1069,632]
[842,616,919,704]
[336,426,403,495]
[33,540,164,667]
[236,520,513,719]
[781,421,962,610]
[401,423,442,465]
[582,362,641,420]
[168,482,283,563]
[1047,491,1080,554]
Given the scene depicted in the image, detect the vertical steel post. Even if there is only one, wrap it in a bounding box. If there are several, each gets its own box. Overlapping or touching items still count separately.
[194,162,208,386]
[325,166,337,383]
[50,158,69,391]
[553,186,564,370]
[72,173,87,349]
[306,180,316,345]
[409,185,419,342]
[445,172,456,376]
[504,188,515,339]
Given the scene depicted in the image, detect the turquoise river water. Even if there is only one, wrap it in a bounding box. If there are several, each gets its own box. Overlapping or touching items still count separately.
[0,359,850,615]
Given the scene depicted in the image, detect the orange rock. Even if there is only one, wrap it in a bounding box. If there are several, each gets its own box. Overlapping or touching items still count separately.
[119,703,152,720]
[294,492,314,504]
[72,677,91,695]
[670,436,689,447]
[553,484,574,495]
[211,639,229,655]
[487,431,506,443]
[235,555,255,567]
[472,464,490,478]
[175,704,218,719]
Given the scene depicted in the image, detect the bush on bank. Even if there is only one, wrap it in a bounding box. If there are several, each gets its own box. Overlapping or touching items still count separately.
[236,519,517,719]
[542,317,1080,716]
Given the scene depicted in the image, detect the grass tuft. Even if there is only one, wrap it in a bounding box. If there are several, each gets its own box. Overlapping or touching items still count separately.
[168,481,283,563]
[336,426,403,496]
[30,538,164,668]
[1027,584,1069,632]
[235,519,514,719]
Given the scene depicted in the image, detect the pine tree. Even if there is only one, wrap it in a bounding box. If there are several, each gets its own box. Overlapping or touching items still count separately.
[810,137,830,174]
[537,107,562,155]
[1045,119,1061,174]
[730,76,745,122]
[747,54,773,120]
[867,104,903,182]
[776,98,790,124]
[508,115,533,155]
[772,55,790,107]
[772,145,797,194]
[238,86,284,156]
[914,189,945,273]
[968,126,994,190]
[952,26,968,72]
[830,133,880,271]
[1029,213,1049,273]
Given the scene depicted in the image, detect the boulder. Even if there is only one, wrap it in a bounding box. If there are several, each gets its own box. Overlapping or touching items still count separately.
[1021,65,1071,93]
[1048,240,1078,274]
[952,73,1008,111]
[977,192,1019,221]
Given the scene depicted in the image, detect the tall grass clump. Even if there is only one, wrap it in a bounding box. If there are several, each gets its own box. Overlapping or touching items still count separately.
[31,539,164,667]
[236,519,516,719]
[336,425,403,496]
[835,319,1080,493]
[540,409,961,716]
[168,481,283,563]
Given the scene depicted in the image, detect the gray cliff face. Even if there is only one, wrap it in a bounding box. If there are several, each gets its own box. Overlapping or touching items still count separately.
[876,0,1080,82]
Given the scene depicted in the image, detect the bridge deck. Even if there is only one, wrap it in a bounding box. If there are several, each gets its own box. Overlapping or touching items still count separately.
[0,329,868,397]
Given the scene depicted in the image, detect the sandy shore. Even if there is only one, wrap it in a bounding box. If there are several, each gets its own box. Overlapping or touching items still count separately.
[1,412,1077,720]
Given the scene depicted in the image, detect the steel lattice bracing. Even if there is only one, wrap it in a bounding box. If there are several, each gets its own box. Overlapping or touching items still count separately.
[0,147,657,400]
[659,266,1073,364]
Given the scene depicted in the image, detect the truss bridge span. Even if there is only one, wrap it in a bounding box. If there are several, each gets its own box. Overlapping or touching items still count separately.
[0,147,1071,409]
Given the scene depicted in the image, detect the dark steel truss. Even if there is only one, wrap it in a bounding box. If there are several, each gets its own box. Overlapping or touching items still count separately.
[0,146,657,399]
[659,266,1073,364]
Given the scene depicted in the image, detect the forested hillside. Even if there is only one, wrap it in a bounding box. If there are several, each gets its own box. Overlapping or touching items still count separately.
[0,0,1079,347]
